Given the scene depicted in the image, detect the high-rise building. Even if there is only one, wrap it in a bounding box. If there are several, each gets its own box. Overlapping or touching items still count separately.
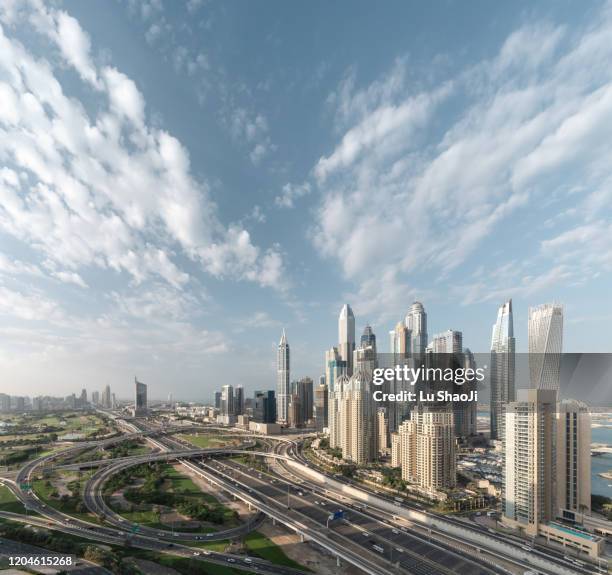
[528,303,563,390]
[556,399,591,522]
[276,329,290,424]
[288,393,303,428]
[295,377,313,423]
[0,394,10,412]
[339,368,377,464]
[91,391,100,405]
[361,325,376,349]
[431,330,462,355]
[80,389,87,405]
[338,304,355,376]
[396,408,456,492]
[455,349,477,437]
[102,385,112,409]
[214,391,221,409]
[328,374,348,449]
[377,408,388,455]
[325,347,346,392]
[314,382,328,432]
[490,299,516,441]
[354,325,378,373]
[417,408,456,491]
[503,388,557,535]
[134,378,148,417]
[391,321,410,360]
[234,385,244,416]
[221,384,234,416]
[404,301,428,356]
[253,390,276,423]
[398,418,417,482]
[391,432,401,468]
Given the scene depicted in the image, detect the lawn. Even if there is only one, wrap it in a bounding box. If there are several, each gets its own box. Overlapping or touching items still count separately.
[244,531,309,571]
[109,463,238,531]
[0,484,26,514]
[129,549,259,575]
[176,434,237,449]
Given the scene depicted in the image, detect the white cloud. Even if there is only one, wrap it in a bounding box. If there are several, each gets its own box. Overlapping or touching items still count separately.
[226,107,275,165]
[275,182,311,208]
[309,5,612,317]
[0,3,285,294]
[0,285,63,321]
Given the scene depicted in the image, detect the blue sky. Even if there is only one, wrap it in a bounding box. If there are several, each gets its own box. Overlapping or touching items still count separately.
[1,0,611,400]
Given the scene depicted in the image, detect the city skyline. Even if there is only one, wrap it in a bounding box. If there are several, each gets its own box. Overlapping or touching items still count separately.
[2,1,612,399]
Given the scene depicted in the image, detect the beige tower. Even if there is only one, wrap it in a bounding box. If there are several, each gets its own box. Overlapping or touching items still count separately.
[503,388,557,536]
[556,399,591,522]
[399,418,417,483]
[341,369,377,464]
[416,409,456,491]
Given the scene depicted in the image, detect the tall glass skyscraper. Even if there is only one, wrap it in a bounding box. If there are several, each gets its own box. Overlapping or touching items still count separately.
[276,329,290,423]
[528,303,563,391]
[338,304,355,375]
[490,299,515,441]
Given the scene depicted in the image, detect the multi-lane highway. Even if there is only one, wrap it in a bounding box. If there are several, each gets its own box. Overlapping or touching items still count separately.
[2,418,608,575]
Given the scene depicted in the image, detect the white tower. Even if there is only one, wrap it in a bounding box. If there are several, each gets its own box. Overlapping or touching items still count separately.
[276,329,290,424]
[338,304,355,376]
[528,303,563,391]
[490,299,516,441]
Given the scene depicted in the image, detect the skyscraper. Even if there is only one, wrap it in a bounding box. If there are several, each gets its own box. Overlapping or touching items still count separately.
[404,301,428,356]
[214,391,221,409]
[391,321,410,360]
[253,390,276,423]
[102,385,112,409]
[314,381,328,432]
[221,384,234,416]
[325,347,346,393]
[134,378,148,417]
[397,407,456,491]
[339,368,377,464]
[234,385,244,416]
[490,299,516,441]
[431,330,463,355]
[276,329,290,424]
[503,388,557,536]
[360,324,376,349]
[328,373,349,449]
[288,393,303,428]
[338,304,355,375]
[354,325,378,373]
[528,303,563,390]
[556,399,591,521]
[455,349,477,437]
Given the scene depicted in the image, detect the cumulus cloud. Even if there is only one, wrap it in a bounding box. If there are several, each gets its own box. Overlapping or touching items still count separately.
[0,1,285,293]
[275,182,311,208]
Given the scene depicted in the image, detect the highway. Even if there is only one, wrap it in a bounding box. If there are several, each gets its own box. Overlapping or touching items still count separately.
[2,418,608,575]
[2,439,309,575]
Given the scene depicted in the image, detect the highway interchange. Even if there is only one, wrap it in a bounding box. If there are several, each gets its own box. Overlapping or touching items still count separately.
[0,416,609,575]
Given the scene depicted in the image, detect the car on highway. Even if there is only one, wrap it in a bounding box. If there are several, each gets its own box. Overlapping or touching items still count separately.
[226,558,236,563]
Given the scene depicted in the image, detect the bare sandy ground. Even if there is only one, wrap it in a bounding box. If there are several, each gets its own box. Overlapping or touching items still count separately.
[258,519,363,575]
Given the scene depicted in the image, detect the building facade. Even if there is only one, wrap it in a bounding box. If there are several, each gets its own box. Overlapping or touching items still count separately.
[490,299,515,441]
[276,329,290,424]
